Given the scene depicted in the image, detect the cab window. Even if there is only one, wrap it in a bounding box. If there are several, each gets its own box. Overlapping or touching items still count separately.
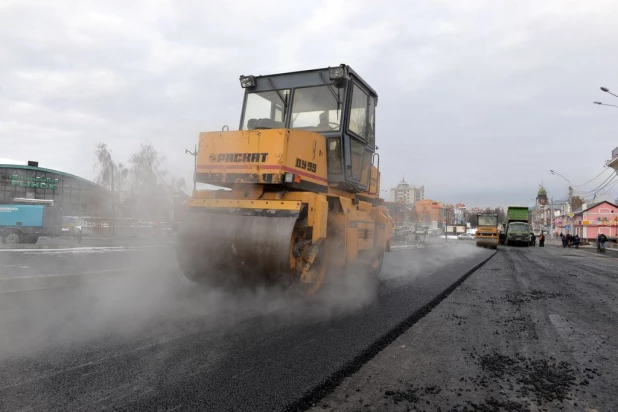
[348,84,368,140]
[368,96,376,148]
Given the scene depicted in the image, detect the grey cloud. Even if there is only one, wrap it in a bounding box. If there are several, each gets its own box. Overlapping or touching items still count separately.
[1,0,617,207]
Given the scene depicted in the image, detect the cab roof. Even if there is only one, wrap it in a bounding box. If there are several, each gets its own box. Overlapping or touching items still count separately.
[241,64,378,102]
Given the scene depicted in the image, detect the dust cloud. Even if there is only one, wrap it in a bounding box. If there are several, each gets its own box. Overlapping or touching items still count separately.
[0,240,485,361]
[381,242,486,282]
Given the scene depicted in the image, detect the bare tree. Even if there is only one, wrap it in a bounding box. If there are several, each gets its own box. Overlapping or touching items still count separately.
[129,141,166,197]
[94,141,188,228]
[169,177,187,194]
[94,143,130,192]
[468,213,478,227]
[94,143,114,190]
[571,196,584,211]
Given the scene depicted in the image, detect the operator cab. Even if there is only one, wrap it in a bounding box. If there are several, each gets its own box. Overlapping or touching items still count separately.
[238,64,378,192]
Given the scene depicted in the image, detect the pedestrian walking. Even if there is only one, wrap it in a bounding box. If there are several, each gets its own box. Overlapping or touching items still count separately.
[539,233,545,247]
[561,233,567,248]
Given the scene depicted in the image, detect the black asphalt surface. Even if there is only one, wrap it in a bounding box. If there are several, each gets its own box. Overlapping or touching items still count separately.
[0,243,492,411]
[309,245,618,411]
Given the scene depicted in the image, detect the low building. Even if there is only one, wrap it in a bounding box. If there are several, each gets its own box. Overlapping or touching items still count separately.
[446,224,467,235]
[1,161,110,217]
[415,199,444,227]
[573,201,618,240]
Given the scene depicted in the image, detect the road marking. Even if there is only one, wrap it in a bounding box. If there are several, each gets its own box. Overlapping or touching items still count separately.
[0,245,167,253]
[0,269,127,281]
[0,269,130,295]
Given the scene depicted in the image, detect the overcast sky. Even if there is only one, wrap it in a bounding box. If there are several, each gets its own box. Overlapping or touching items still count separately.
[2,0,618,208]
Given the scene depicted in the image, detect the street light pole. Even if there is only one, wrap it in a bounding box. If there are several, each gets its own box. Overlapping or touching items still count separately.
[185,145,198,192]
[601,86,618,99]
[444,205,449,243]
[593,87,618,109]
[550,169,573,214]
[593,101,618,109]
[550,197,554,239]
[111,163,115,237]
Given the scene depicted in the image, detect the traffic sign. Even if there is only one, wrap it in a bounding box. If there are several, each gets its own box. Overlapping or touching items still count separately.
[565,225,571,229]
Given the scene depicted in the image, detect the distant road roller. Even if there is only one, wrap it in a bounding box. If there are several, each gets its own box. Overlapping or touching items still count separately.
[475,213,499,249]
[176,64,393,295]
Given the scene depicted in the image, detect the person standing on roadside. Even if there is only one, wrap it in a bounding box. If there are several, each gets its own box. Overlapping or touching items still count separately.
[539,232,545,247]
[561,233,567,248]
[597,233,607,252]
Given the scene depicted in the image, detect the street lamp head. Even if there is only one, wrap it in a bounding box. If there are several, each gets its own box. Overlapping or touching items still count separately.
[593,101,602,105]
[550,170,555,174]
[601,87,610,92]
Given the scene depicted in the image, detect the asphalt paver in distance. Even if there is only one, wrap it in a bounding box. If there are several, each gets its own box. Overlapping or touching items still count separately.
[308,246,618,412]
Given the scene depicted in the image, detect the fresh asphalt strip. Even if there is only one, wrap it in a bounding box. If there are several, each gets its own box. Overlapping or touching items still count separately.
[283,249,497,412]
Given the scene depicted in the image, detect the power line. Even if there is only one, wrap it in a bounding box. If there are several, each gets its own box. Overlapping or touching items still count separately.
[596,178,618,195]
[571,167,613,188]
[574,170,617,196]
[589,171,618,194]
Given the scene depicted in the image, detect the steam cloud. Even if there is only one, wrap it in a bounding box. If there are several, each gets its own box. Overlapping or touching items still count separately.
[0,240,483,361]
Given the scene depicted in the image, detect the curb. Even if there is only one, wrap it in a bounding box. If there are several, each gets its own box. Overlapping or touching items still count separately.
[283,249,498,412]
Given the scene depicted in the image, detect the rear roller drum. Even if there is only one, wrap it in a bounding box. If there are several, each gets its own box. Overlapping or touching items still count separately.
[176,208,299,289]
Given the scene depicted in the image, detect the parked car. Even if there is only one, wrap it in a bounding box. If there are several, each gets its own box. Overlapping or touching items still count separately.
[457,233,475,241]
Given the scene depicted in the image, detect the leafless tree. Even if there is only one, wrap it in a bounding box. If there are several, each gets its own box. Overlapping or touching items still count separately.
[571,196,584,212]
[94,143,129,192]
[94,143,113,190]
[94,141,187,227]
[129,141,166,196]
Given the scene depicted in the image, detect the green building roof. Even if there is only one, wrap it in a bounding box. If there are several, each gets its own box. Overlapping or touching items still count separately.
[0,164,107,191]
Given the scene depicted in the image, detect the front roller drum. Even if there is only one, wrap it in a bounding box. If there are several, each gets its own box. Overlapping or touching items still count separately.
[476,238,498,249]
[176,208,299,288]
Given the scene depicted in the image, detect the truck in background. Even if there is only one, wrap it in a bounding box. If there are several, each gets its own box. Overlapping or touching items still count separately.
[476,213,499,249]
[505,206,531,246]
[0,201,62,244]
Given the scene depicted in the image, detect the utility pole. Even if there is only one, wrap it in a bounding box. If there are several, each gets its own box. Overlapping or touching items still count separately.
[444,205,448,243]
[550,197,554,239]
[111,163,115,237]
[185,144,198,192]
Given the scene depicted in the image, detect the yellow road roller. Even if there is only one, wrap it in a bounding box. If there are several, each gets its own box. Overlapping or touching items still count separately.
[475,213,499,249]
[176,64,393,295]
